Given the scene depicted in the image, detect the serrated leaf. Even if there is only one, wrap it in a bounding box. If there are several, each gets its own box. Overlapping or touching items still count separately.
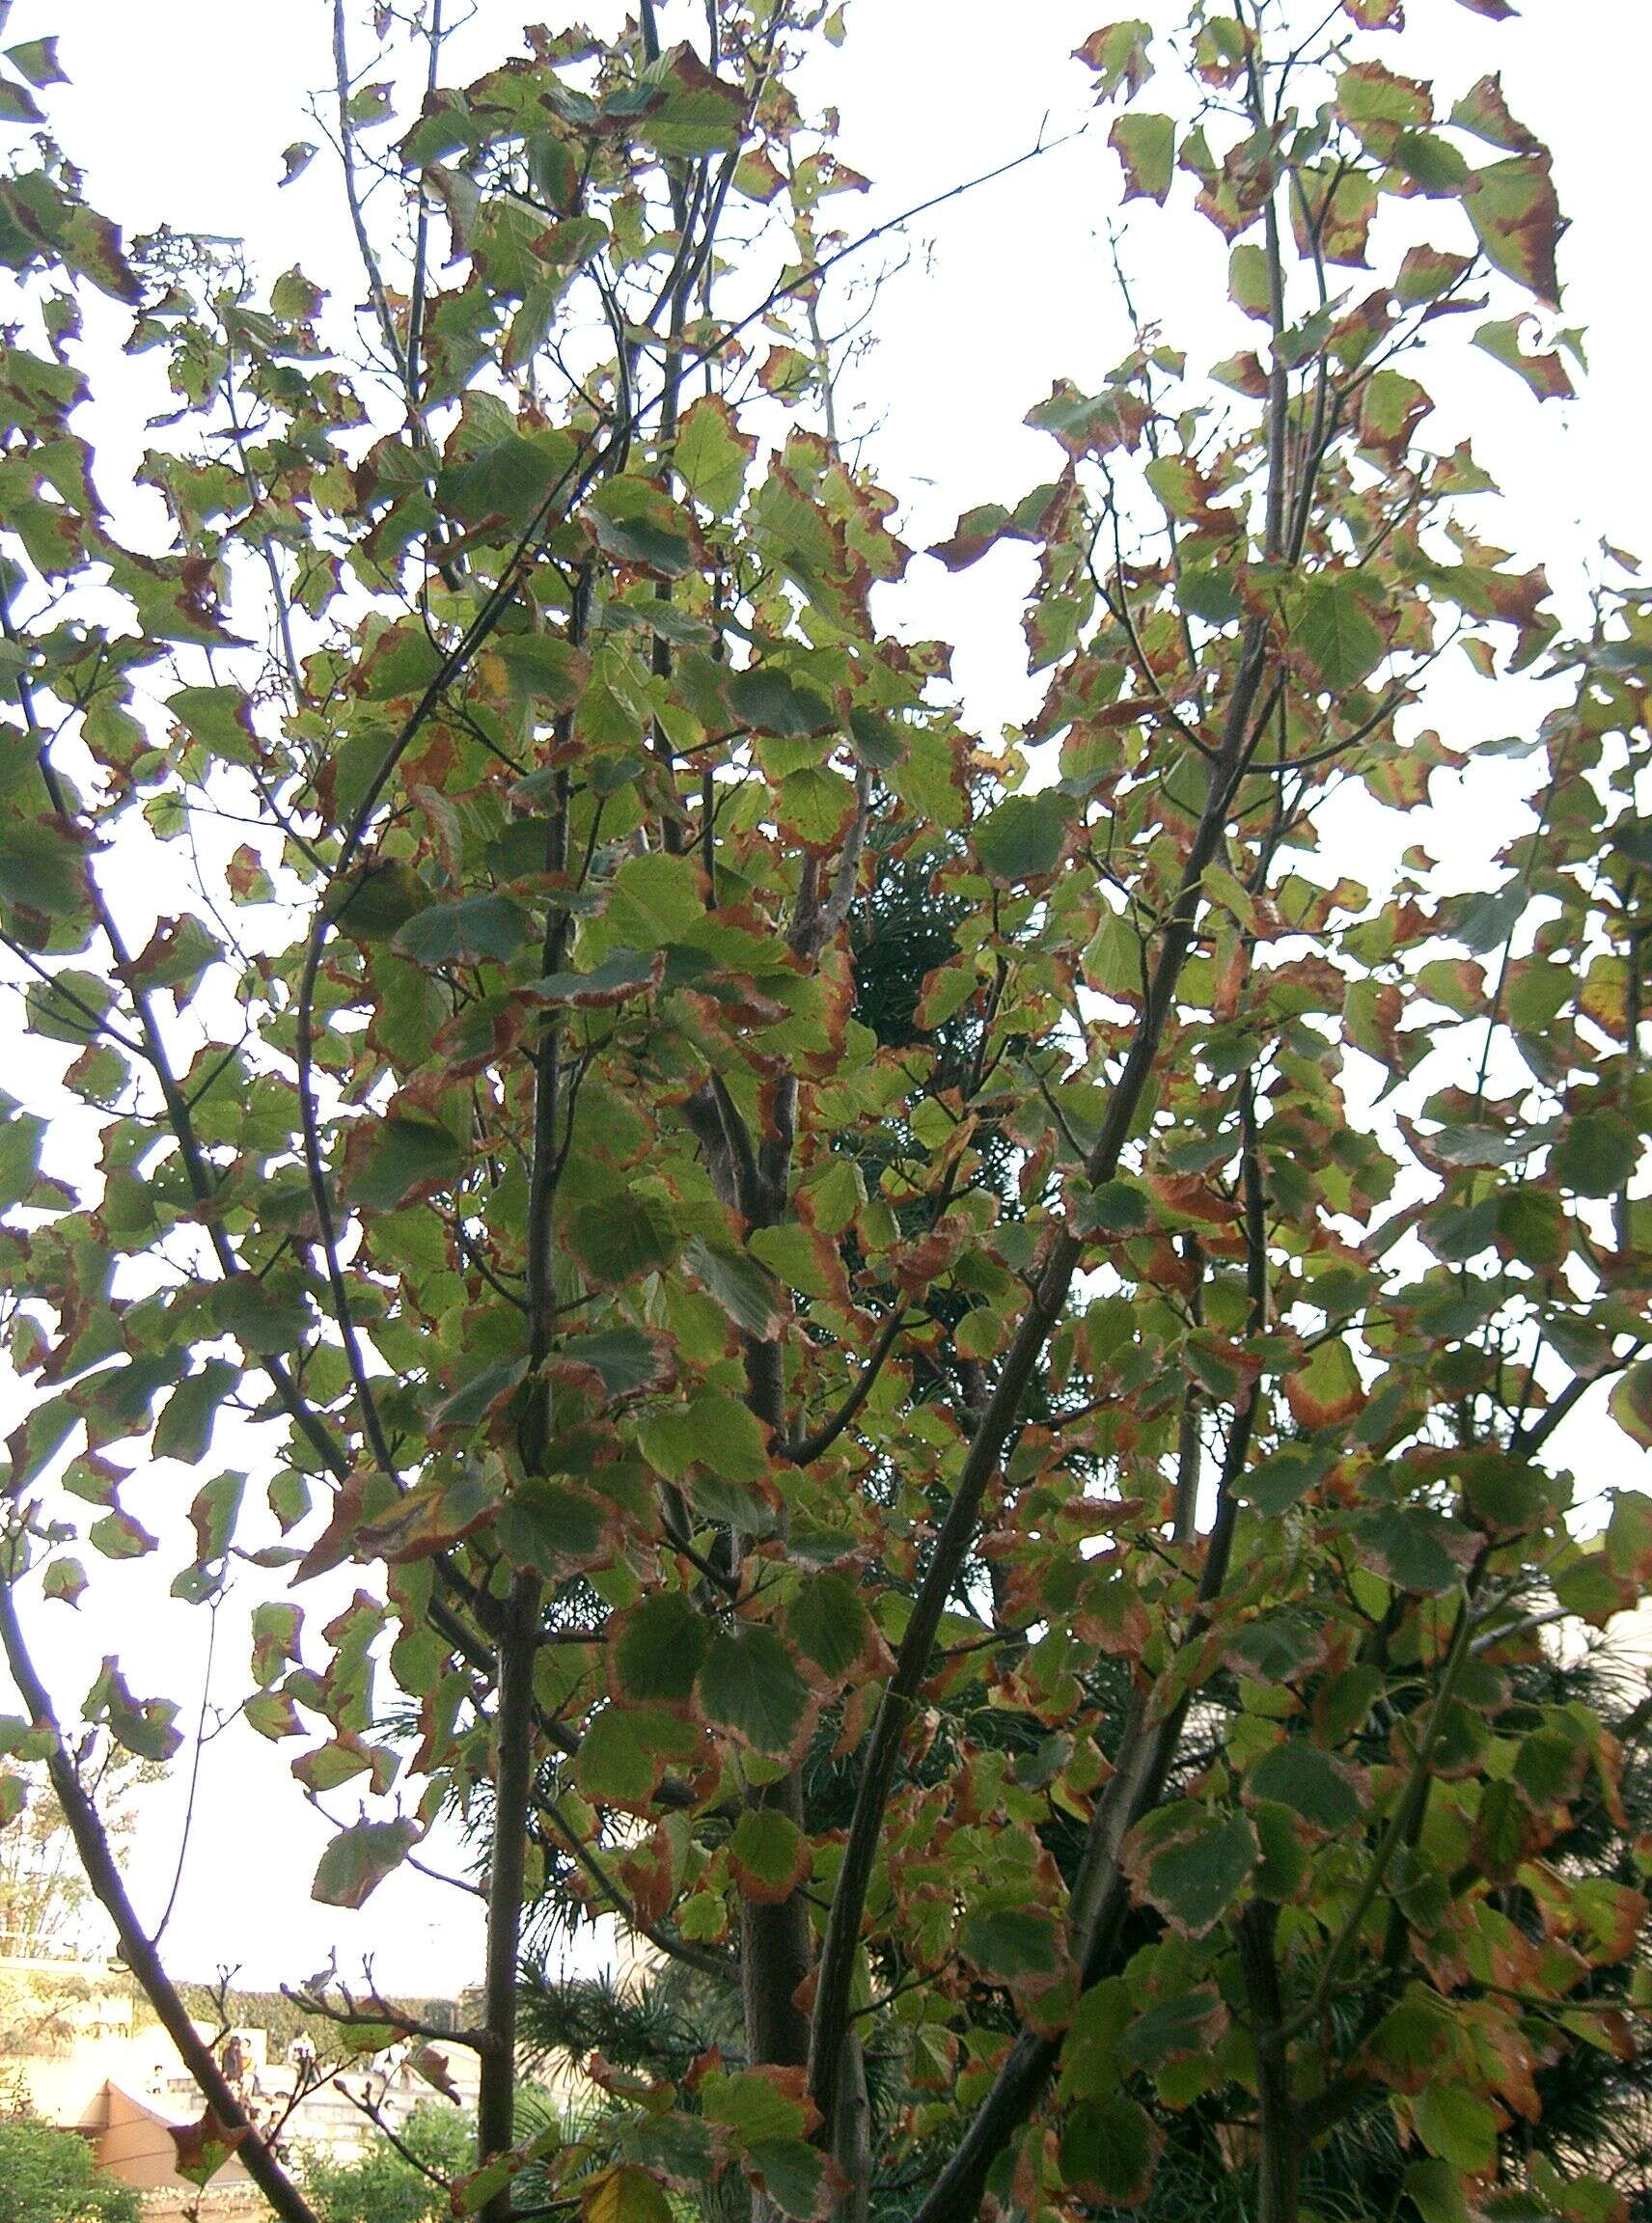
[1245,1741,1362,1833]
[581,2167,675,2223]
[1124,1806,1257,1936]
[683,1236,784,1341]
[730,1808,811,1906]
[675,394,757,515]
[567,1192,681,1285]
[395,892,536,968]
[1110,112,1174,204]
[610,1589,708,1705]
[496,1477,618,1576]
[495,633,591,708]
[1060,2093,1162,2208]
[697,1625,812,1758]
[345,1115,466,1212]
[166,683,257,765]
[312,1817,421,1908]
[1288,575,1385,692]
[974,791,1069,882]
[590,478,702,577]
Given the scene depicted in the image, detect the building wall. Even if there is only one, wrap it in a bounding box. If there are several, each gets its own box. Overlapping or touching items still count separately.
[91,2083,252,2192]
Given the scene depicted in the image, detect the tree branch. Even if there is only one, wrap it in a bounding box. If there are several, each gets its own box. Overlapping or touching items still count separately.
[0,1563,320,2223]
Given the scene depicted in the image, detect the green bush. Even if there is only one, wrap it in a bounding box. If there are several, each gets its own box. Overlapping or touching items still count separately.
[297,2102,474,2223]
[0,2118,142,2223]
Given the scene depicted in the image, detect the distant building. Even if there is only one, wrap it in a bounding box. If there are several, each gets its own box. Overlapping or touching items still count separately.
[0,1950,482,2211]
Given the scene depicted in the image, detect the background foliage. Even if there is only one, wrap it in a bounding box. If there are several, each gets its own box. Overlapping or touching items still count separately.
[0,2117,142,2223]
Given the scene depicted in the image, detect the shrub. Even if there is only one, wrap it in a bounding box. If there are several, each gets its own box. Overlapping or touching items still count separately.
[297,2103,474,2223]
[0,2118,142,2223]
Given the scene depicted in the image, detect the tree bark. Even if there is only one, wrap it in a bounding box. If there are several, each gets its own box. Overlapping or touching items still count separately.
[1237,1903,1300,2223]
[478,1570,541,2223]
[831,2028,872,2223]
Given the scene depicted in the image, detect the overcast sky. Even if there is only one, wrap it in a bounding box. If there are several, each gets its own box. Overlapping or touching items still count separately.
[1,0,1648,1999]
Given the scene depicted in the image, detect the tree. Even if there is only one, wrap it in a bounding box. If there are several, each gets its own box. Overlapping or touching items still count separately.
[0,2117,141,2223]
[1,5,1650,2223]
[298,2101,475,2223]
[0,1749,152,1960]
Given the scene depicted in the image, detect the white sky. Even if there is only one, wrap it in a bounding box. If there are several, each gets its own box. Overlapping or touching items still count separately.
[0,0,1648,1999]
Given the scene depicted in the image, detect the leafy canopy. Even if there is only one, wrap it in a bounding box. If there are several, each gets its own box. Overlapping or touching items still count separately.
[0,5,1650,2223]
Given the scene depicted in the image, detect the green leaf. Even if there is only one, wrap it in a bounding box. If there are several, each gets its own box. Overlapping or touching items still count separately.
[496,1477,617,1576]
[974,791,1069,882]
[1609,1362,1652,1452]
[627,45,745,158]
[730,665,837,739]
[639,1392,769,1486]
[1288,575,1385,692]
[0,1093,48,1209]
[1283,1339,1364,1433]
[1493,1182,1567,1270]
[494,633,591,709]
[1116,1987,1228,2071]
[207,1275,309,1357]
[1246,1742,1362,1833]
[441,422,573,528]
[395,892,536,968]
[0,78,44,124]
[702,2067,813,2146]
[610,1590,708,1705]
[1222,1614,1319,1688]
[1552,1108,1638,1198]
[1110,113,1174,204]
[1411,2082,1500,2174]
[345,1115,466,1212]
[1353,1504,1473,1595]
[559,1328,675,1401]
[429,1357,527,1438]
[527,949,662,1007]
[958,1902,1064,1990]
[5,39,69,89]
[1474,316,1575,401]
[324,861,429,943]
[590,478,702,577]
[741,2141,837,2223]
[567,1191,681,1285]
[581,2168,675,2223]
[1059,2093,1162,2208]
[1124,1806,1257,1936]
[129,914,222,1000]
[783,1574,883,1686]
[1078,1179,1151,1237]
[1074,21,1153,99]
[776,765,857,852]
[89,1510,155,1561]
[684,1236,785,1341]
[311,1818,421,1909]
[575,1705,700,1809]
[729,1808,810,1905]
[21,969,107,1044]
[601,851,705,944]
[157,1360,237,1467]
[696,1625,812,1757]
[85,1662,181,1762]
[1466,156,1563,305]
[1387,130,1472,198]
[166,683,257,765]
[1403,2160,1472,2223]
[0,815,92,930]
[675,394,757,515]
[42,1559,86,1607]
